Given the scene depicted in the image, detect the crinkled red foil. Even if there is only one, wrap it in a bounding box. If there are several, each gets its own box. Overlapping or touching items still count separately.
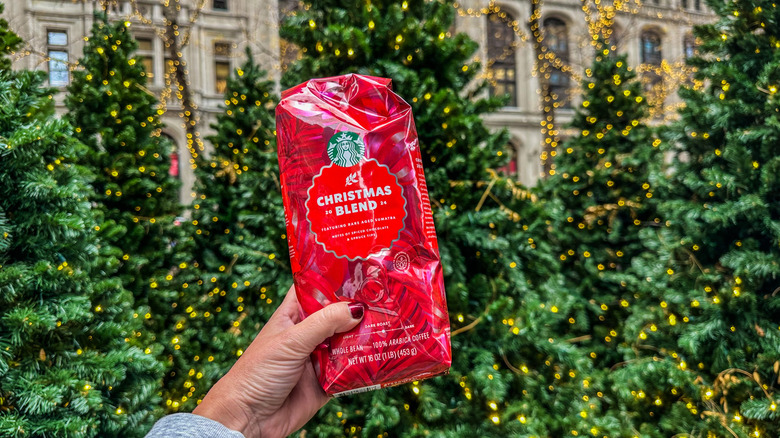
[276,74,452,396]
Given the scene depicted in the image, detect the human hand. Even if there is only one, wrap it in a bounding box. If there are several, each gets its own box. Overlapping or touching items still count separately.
[192,285,364,438]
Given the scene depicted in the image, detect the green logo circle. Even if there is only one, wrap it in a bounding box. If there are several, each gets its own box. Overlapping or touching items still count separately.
[327,131,365,167]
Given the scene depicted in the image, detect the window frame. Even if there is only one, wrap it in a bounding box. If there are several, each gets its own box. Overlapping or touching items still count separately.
[486,12,518,107]
[640,30,663,65]
[640,29,664,93]
[683,34,696,59]
[498,140,520,179]
[47,29,70,87]
[161,133,180,179]
[135,35,155,80]
[213,41,232,95]
[543,17,571,108]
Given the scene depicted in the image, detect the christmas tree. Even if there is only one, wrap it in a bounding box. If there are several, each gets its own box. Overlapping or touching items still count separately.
[521,34,665,435]
[0,10,160,437]
[64,13,188,381]
[0,3,20,71]
[280,1,555,436]
[617,0,780,435]
[160,48,289,412]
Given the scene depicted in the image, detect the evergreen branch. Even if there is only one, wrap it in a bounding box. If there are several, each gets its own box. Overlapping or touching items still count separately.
[608,355,666,372]
[271,171,281,193]
[224,253,239,276]
[474,177,497,212]
[488,192,518,220]
[240,248,288,269]
[503,179,537,202]
[700,409,740,438]
[227,312,247,336]
[215,163,238,185]
[716,368,773,400]
[500,354,526,375]
[565,335,592,343]
[133,82,157,99]
[452,282,496,337]
[582,201,640,226]
[450,314,483,337]
[635,344,664,354]
[682,246,706,275]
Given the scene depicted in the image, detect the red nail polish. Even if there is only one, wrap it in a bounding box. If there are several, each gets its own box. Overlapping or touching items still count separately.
[349,303,365,320]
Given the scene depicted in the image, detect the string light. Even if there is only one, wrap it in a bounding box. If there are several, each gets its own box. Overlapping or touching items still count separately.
[11,0,767,433]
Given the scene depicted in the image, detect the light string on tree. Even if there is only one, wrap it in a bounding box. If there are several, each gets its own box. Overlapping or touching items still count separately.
[124,0,207,164]
[8,0,710,163]
[453,0,711,174]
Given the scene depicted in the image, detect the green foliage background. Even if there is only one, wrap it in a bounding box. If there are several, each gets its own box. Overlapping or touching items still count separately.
[0,0,778,437]
[0,17,160,437]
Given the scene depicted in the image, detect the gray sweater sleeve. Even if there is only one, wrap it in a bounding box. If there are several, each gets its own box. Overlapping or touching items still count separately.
[145,413,245,438]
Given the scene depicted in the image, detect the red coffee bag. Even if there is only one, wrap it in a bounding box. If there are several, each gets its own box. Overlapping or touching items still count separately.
[275,74,452,396]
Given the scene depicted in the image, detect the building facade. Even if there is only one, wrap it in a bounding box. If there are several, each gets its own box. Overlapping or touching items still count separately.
[6,0,714,195]
[456,0,714,186]
[6,0,281,203]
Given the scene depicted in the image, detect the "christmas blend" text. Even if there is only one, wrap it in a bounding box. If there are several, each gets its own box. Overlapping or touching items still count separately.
[316,185,393,216]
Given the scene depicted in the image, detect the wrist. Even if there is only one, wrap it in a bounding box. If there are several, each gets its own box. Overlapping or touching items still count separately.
[193,383,259,437]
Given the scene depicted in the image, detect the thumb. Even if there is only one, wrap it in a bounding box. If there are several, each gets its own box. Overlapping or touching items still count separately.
[279,302,364,360]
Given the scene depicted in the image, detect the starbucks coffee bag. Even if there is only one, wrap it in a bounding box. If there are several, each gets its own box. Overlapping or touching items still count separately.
[275,74,452,396]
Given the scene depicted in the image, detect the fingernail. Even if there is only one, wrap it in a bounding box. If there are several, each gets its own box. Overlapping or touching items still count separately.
[349,303,365,320]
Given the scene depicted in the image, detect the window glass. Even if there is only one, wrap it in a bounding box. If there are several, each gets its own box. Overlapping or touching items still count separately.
[641,31,662,65]
[214,42,232,94]
[215,61,230,94]
[497,142,519,178]
[544,18,568,55]
[214,42,231,57]
[137,38,153,51]
[487,12,517,107]
[640,30,663,94]
[684,35,696,59]
[47,31,67,46]
[47,31,69,86]
[544,18,571,108]
[142,57,154,78]
[48,50,69,86]
[162,134,180,178]
[136,37,154,78]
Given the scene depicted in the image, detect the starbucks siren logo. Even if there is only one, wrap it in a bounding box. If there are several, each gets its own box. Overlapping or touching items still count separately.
[328,131,365,167]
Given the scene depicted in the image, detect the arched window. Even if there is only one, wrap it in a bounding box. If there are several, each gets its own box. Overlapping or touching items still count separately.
[487,12,517,107]
[162,133,180,178]
[640,29,663,91]
[683,34,696,59]
[498,140,520,179]
[640,30,663,65]
[544,17,571,108]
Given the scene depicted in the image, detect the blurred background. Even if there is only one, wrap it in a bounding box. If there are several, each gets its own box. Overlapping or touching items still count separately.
[1,0,778,437]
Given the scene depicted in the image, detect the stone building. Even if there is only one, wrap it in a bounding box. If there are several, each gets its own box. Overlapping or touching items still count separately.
[6,0,715,195]
[456,0,714,186]
[6,0,281,203]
